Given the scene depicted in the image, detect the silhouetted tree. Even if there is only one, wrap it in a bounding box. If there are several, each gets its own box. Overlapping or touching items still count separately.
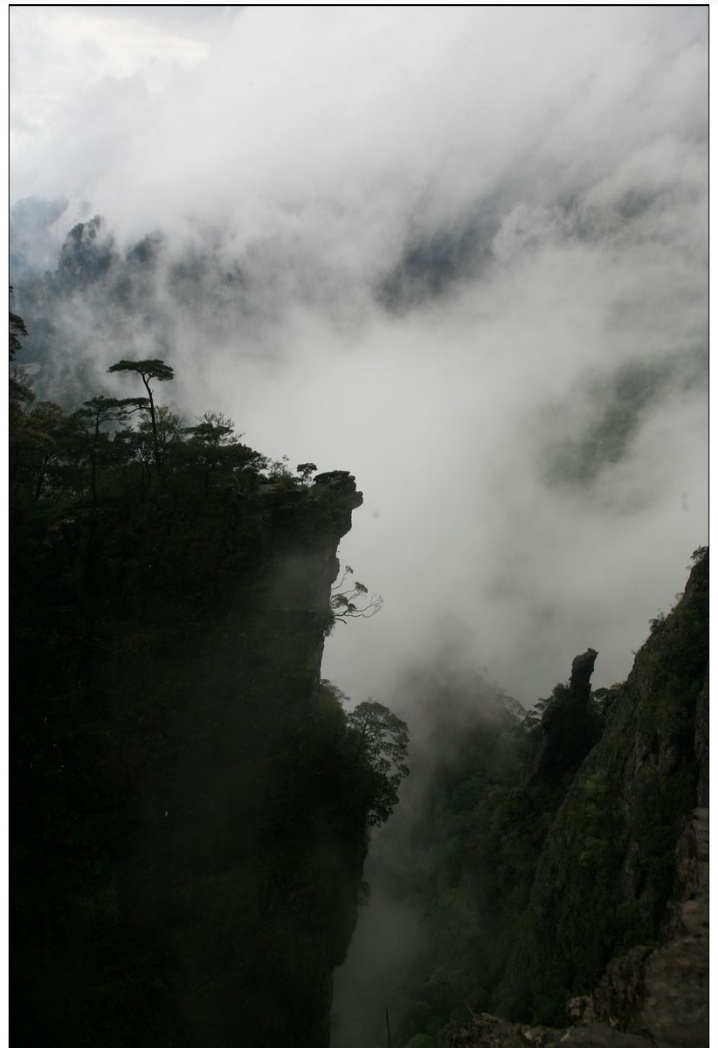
[9,293,33,417]
[10,300,28,360]
[74,395,146,503]
[108,358,175,468]
[347,700,409,825]
[16,401,80,502]
[296,462,317,484]
[182,411,268,495]
[329,565,383,631]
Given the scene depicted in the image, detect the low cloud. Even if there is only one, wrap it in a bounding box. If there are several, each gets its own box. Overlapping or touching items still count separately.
[10,6,708,707]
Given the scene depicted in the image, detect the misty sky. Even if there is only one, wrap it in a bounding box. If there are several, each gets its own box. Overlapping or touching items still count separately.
[9,6,708,706]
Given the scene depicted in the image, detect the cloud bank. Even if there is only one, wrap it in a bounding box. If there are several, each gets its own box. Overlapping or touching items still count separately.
[10,6,708,704]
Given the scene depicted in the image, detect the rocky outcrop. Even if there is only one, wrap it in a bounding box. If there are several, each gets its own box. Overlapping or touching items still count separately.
[496,551,708,1024]
[529,648,601,787]
[451,1016,653,1048]
[11,476,366,1048]
[593,807,709,1046]
[569,648,599,697]
[452,551,708,1044]
[451,806,708,1048]
[450,1012,565,1047]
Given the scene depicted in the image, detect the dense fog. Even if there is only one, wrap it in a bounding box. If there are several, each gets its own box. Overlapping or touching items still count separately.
[11,7,707,707]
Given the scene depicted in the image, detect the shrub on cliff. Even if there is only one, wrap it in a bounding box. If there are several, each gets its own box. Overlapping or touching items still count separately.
[346,700,410,826]
[320,684,410,832]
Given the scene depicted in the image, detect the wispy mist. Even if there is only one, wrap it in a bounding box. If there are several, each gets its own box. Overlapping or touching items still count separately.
[11,5,707,708]
[332,635,525,1047]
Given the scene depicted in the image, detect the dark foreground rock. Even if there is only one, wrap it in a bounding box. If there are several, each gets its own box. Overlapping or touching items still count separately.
[11,477,368,1048]
[451,807,709,1048]
[593,807,709,1047]
[497,552,708,1022]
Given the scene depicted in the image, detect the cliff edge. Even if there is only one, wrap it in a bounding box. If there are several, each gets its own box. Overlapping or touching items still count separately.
[11,475,368,1048]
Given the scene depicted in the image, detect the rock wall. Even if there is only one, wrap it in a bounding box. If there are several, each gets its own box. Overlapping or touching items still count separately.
[11,476,366,1047]
[593,806,709,1045]
[451,806,708,1048]
[451,552,708,1045]
[497,552,708,1023]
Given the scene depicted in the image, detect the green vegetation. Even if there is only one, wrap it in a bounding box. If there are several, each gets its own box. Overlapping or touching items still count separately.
[10,353,271,513]
[346,700,410,825]
[328,564,384,634]
[107,358,175,467]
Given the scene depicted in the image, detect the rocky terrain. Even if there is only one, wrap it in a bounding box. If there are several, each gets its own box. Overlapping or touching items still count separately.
[451,553,709,1047]
[451,805,708,1047]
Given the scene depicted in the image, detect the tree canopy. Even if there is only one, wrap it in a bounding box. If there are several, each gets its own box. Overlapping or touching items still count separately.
[328,565,383,633]
[347,700,409,825]
[108,358,175,468]
[107,358,175,384]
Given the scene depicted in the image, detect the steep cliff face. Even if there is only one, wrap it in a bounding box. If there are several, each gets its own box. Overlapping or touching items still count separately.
[11,475,367,1047]
[592,805,708,1045]
[482,550,708,1034]
[451,805,708,1048]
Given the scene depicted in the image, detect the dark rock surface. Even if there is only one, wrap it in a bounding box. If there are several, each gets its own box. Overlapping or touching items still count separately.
[11,479,365,1048]
[450,1012,565,1047]
[560,1027,654,1047]
[451,810,708,1048]
[498,553,707,1021]
[693,675,709,807]
[569,648,599,697]
[452,553,708,1046]
[529,648,601,788]
[593,807,709,1047]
